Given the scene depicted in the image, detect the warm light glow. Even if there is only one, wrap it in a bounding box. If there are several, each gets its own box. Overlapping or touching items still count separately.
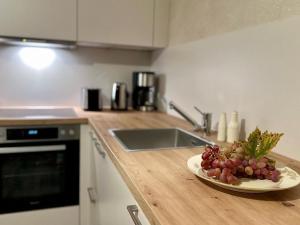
[19,47,56,70]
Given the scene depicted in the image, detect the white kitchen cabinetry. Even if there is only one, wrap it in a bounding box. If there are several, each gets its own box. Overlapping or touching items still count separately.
[80,125,98,225]
[78,0,169,48]
[0,0,76,41]
[153,0,170,48]
[88,128,151,225]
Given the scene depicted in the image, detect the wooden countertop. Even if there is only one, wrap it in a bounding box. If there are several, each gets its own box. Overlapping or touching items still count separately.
[89,112,300,225]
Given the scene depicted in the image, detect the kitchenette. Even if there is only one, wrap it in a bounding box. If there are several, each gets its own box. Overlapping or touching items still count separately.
[0,1,300,225]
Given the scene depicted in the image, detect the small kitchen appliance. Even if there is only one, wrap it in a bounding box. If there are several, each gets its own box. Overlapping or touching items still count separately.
[132,72,157,111]
[81,88,102,111]
[111,82,128,111]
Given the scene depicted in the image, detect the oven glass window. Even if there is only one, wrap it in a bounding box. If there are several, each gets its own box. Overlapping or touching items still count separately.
[1,152,66,200]
[0,140,79,214]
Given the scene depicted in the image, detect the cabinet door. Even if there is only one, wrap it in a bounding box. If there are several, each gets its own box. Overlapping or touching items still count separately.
[92,134,150,225]
[153,0,169,48]
[80,127,99,225]
[0,0,76,41]
[78,0,154,47]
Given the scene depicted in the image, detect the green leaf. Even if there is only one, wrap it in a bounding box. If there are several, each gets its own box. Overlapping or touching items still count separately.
[241,128,283,159]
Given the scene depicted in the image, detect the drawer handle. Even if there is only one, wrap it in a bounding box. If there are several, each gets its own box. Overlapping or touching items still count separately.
[89,131,97,141]
[95,142,106,159]
[127,205,142,225]
[90,130,106,159]
[87,187,97,203]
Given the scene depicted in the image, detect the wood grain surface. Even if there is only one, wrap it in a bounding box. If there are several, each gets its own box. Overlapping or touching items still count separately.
[89,111,300,225]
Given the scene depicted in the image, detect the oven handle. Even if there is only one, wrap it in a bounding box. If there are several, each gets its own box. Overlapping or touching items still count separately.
[0,145,66,154]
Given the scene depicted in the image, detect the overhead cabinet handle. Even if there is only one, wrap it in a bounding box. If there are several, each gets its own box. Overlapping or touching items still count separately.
[127,205,142,225]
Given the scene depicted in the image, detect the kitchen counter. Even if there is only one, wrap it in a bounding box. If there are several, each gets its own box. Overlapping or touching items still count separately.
[0,107,299,225]
[89,112,300,225]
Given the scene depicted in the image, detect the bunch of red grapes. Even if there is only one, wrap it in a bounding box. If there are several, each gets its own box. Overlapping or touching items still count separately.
[201,145,281,185]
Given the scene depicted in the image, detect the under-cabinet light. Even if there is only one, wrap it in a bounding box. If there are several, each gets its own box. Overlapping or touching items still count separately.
[19,47,56,70]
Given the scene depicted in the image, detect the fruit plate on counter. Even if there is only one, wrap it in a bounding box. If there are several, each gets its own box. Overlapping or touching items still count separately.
[187,154,300,193]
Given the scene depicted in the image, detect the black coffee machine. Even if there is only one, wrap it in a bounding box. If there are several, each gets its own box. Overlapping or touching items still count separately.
[132,72,156,111]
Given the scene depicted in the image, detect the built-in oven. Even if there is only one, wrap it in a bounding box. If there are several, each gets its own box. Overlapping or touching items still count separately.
[0,125,79,214]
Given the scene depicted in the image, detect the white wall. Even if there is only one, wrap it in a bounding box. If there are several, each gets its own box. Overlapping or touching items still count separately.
[152,16,300,160]
[168,0,300,46]
[0,45,150,107]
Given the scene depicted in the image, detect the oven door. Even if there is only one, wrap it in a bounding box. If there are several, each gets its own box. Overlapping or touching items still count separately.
[0,140,79,214]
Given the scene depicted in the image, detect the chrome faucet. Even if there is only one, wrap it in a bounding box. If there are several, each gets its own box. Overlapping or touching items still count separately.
[193,106,212,136]
[169,101,212,136]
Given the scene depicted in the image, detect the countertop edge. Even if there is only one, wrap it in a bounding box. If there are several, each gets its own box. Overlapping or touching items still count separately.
[0,117,89,126]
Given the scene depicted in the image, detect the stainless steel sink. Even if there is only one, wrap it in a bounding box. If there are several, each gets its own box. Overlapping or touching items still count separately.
[110,128,214,151]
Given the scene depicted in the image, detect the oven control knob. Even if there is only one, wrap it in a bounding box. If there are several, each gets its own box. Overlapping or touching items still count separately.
[69,129,75,136]
[60,129,66,136]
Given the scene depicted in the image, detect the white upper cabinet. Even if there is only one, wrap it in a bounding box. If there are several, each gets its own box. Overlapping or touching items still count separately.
[0,0,77,41]
[78,0,169,48]
[0,0,168,48]
[78,0,154,47]
[153,0,169,48]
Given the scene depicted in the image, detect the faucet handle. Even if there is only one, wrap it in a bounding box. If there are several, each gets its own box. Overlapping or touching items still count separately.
[169,101,175,109]
[194,106,212,135]
[204,113,212,136]
[194,106,212,118]
[194,106,205,116]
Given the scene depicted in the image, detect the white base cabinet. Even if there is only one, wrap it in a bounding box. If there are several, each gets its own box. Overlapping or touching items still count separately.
[80,125,98,225]
[88,128,151,225]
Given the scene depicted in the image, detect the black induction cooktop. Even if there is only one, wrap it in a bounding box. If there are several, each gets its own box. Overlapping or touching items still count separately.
[0,107,77,118]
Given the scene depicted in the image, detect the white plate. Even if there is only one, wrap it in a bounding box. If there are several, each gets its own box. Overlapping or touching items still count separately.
[187,154,300,193]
